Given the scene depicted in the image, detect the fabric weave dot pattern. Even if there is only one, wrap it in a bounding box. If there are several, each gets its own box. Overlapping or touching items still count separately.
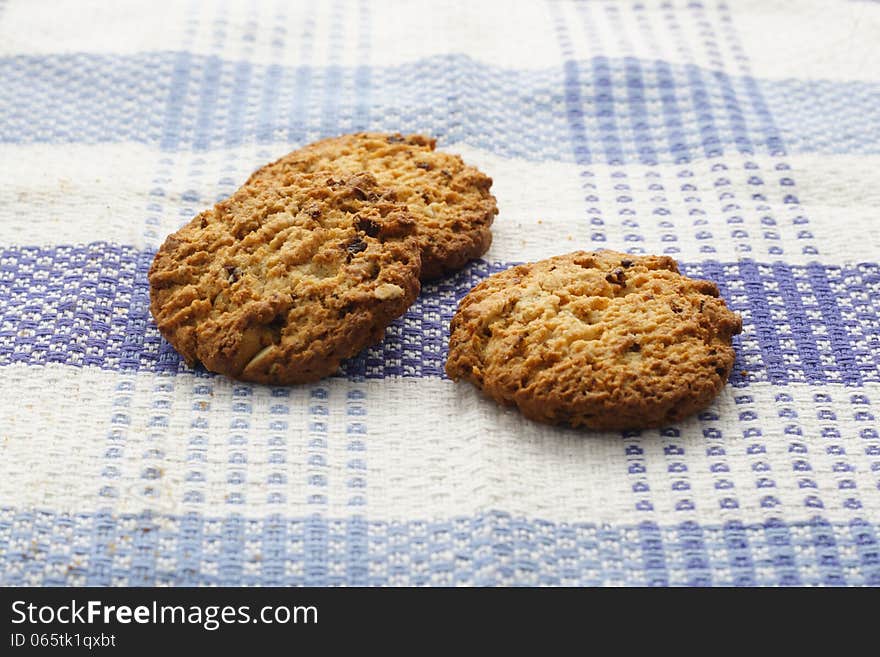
[1,0,879,586]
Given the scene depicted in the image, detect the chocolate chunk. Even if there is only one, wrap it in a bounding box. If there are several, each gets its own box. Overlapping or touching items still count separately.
[356,216,381,238]
[605,268,626,286]
[224,265,240,283]
[345,237,368,262]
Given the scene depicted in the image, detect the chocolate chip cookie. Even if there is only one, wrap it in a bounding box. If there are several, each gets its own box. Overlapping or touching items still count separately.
[446,250,742,430]
[247,132,498,280]
[149,172,422,384]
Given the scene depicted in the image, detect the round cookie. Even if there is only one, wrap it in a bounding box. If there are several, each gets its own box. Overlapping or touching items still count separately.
[149,171,422,384]
[246,132,498,280]
[446,250,742,430]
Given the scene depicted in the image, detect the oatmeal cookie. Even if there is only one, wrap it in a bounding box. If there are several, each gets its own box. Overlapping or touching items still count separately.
[445,250,742,430]
[247,132,498,280]
[149,172,422,384]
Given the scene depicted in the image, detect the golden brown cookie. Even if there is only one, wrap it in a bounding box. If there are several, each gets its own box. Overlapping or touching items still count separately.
[149,172,421,384]
[446,250,742,430]
[247,132,498,280]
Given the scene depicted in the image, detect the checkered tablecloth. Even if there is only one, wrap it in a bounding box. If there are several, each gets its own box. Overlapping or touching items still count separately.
[1,0,879,586]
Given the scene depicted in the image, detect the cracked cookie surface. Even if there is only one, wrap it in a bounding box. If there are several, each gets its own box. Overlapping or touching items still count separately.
[149,172,421,384]
[446,250,742,430]
[247,132,498,280]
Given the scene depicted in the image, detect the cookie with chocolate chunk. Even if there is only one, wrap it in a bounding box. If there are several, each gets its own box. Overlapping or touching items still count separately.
[445,250,742,430]
[148,172,421,384]
[247,132,498,280]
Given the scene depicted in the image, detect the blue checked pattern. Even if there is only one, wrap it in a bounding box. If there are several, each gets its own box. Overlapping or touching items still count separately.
[1,0,879,586]
[2,244,879,385]
[1,509,878,586]
[4,52,880,160]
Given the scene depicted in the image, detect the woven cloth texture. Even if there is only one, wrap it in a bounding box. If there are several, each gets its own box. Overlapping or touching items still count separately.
[1,0,879,586]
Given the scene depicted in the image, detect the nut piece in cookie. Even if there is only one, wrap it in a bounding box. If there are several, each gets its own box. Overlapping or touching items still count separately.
[148,172,422,384]
[247,132,499,280]
[445,250,743,430]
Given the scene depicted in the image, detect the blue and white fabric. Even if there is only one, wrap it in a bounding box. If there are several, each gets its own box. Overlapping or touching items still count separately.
[1,0,879,586]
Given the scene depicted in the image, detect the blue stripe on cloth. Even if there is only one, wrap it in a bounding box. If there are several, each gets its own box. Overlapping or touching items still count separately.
[1,243,879,385]
[1,508,878,586]
[763,79,880,156]
[1,53,879,161]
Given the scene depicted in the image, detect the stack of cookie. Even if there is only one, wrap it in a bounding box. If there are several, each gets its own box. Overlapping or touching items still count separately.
[149,132,742,429]
[148,133,498,385]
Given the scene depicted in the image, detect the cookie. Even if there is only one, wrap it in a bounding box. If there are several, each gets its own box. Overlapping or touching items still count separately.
[246,132,498,280]
[149,171,422,384]
[446,250,742,430]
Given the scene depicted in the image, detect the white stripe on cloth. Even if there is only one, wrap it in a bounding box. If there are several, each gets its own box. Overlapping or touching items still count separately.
[2,142,878,265]
[1,1,877,81]
[2,363,878,526]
